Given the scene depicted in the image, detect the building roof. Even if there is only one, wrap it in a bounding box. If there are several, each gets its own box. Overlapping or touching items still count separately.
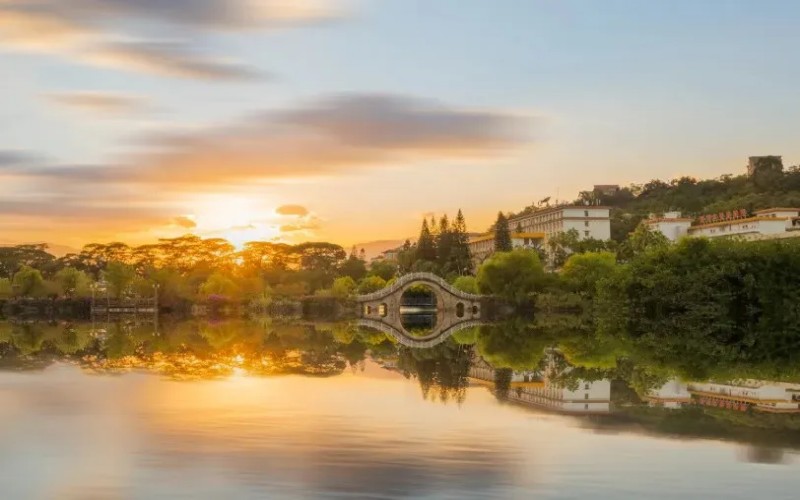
[755,207,800,214]
[469,231,546,244]
[689,216,788,231]
[509,205,611,222]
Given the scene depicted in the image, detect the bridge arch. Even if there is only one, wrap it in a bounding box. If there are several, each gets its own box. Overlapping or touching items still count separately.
[356,272,484,344]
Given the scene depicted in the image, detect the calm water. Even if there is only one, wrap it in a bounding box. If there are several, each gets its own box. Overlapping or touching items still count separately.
[1,318,800,499]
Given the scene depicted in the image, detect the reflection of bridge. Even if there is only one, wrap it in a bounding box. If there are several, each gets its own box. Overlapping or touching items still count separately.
[356,272,485,347]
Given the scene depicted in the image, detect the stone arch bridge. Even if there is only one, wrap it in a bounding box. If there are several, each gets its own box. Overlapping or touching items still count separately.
[356,272,485,347]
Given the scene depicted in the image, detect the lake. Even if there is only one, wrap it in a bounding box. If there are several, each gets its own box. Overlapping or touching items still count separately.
[1,318,799,499]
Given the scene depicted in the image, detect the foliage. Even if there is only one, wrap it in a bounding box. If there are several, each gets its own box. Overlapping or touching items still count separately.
[452,275,479,294]
[369,259,397,281]
[103,261,136,298]
[477,249,546,305]
[493,212,512,252]
[561,251,618,296]
[331,276,357,299]
[357,275,387,294]
[338,249,367,282]
[12,265,45,297]
[54,267,91,298]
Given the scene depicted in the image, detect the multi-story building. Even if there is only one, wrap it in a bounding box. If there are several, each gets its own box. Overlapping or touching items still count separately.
[468,231,545,267]
[509,205,612,242]
[645,207,800,242]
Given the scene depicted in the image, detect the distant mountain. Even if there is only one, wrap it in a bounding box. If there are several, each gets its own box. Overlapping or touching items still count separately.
[0,241,79,257]
[350,239,410,260]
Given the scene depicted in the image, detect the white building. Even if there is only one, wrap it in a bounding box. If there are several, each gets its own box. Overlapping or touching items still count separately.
[645,207,800,242]
[468,231,545,266]
[510,205,612,242]
[688,380,800,414]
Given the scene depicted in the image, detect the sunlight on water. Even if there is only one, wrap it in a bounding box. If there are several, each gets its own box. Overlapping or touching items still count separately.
[1,353,800,499]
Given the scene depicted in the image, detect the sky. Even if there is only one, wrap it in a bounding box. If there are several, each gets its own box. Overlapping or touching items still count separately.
[1,0,799,250]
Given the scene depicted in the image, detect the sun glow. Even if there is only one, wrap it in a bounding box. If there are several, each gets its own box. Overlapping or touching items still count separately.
[190,195,281,249]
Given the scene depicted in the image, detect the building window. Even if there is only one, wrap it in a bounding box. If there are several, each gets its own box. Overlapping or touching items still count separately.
[584,230,590,237]
[584,221,589,227]
[585,403,589,410]
[584,210,589,217]
[584,393,589,400]
[584,383,590,390]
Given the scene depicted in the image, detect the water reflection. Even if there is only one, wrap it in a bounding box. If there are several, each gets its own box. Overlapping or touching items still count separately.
[2,317,800,496]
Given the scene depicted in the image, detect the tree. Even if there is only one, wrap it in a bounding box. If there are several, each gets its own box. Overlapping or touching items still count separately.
[450,209,473,275]
[618,223,670,261]
[331,276,357,299]
[339,248,367,281]
[477,249,546,305]
[357,275,387,294]
[494,212,512,252]
[0,278,12,298]
[103,261,136,298]
[12,265,45,297]
[369,259,397,281]
[561,252,618,296]
[199,273,241,300]
[436,214,453,271]
[452,275,479,294]
[416,219,437,262]
[54,267,91,298]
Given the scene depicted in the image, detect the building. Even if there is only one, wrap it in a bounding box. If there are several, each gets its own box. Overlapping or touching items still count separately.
[509,205,612,242]
[468,231,545,266]
[645,207,800,242]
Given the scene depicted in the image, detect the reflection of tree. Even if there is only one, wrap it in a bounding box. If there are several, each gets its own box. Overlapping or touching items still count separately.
[397,341,472,405]
[476,318,550,371]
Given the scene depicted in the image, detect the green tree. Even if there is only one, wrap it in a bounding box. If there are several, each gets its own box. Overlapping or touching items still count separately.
[416,218,437,262]
[54,267,91,298]
[477,249,546,305]
[561,251,618,296]
[358,275,387,294]
[331,276,357,299]
[339,248,367,281]
[199,273,241,299]
[12,265,45,297]
[103,261,136,298]
[618,222,670,261]
[450,209,473,275]
[0,278,12,298]
[452,275,479,294]
[369,259,398,281]
[494,212,512,252]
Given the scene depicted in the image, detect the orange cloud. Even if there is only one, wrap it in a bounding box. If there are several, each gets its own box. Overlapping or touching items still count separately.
[47,91,148,115]
[276,205,310,216]
[0,0,340,79]
[131,93,527,187]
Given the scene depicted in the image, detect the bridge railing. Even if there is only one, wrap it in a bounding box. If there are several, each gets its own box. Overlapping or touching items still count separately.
[356,272,483,302]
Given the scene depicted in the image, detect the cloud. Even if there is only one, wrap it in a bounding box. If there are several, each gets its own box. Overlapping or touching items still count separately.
[81,41,262,80]
[173,216,197,229]
[276,205,310,216]
[131,93,527,187]
[0,0,340,78]
[47,91,148,115]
